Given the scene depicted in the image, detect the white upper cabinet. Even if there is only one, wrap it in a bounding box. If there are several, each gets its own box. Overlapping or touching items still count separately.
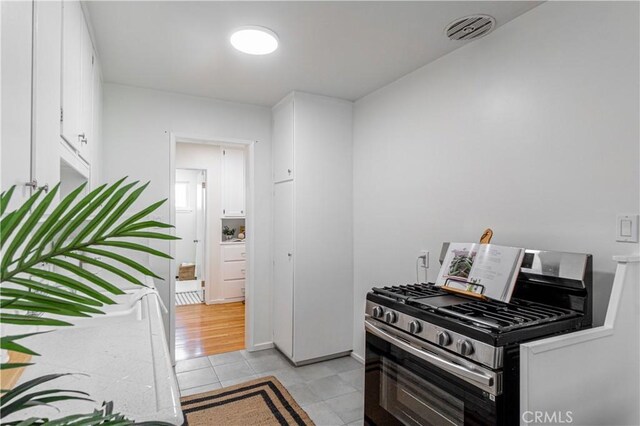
[1,1,33,208]
[272,96,294,183]
[0,0,101,206]
[78,21,94,161]
[33,1,63,197]
[221,148,245,217]
[60,0,83,150]
[61,0,93,161]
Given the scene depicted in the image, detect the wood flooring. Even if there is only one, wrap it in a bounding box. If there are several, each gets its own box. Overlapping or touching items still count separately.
[175,302,245,362]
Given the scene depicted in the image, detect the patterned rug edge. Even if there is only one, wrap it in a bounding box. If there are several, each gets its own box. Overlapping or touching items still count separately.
[180,376,315,426]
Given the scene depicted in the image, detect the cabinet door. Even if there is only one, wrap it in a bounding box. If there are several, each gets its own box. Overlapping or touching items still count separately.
[222,148,245,217]
[272,180,294,358]
[33,1,62,198]
[77,20,94,161]
[60,0,83,150]
[1,0,33,210]
[89,56,102,189]
[272,97,294,182]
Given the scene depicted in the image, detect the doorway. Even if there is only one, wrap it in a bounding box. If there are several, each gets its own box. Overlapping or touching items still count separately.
[174,168,206,305]
[170,137,252,362]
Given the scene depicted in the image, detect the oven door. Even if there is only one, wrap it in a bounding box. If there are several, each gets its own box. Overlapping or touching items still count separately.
[364,318,503,426]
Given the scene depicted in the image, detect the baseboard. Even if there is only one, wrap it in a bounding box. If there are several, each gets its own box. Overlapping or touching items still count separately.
[206,297,245,305]
[350,351,365,364]
[248,341,274,352]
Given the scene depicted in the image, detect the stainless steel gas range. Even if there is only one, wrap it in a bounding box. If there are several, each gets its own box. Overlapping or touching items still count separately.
[363,245,592,426]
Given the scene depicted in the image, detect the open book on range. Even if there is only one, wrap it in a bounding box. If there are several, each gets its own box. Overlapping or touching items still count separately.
[435,242,525,302]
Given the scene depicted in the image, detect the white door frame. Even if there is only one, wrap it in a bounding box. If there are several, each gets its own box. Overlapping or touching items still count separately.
[169,132,257,361]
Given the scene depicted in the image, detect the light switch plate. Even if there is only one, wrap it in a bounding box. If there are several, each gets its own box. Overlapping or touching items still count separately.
[616,214,639,243]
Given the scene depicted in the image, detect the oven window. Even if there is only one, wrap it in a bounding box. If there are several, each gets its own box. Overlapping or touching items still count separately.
[379,357,464,426]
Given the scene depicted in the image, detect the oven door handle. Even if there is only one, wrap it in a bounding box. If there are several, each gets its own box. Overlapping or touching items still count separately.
[365,319,494,388]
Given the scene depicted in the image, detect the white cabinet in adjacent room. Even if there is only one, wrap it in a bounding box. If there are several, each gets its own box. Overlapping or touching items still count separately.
[271,92,353,365]
[220,243,246,301]
[221,148,245,217]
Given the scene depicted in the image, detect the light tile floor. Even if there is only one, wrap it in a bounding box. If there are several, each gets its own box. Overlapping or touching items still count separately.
[175,348,365,426]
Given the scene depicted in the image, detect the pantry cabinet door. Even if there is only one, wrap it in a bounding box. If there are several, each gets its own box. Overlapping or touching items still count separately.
[272,97,294,183]
[222,148,245,217]
[1,0,33,209]
[60,0,83,150]
[272,180,294,358]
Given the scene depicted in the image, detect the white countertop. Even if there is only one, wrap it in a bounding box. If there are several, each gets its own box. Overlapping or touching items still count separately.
[4,283,182,425]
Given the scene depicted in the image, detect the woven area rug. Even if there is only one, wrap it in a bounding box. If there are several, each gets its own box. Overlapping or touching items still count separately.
[181,376,315,426]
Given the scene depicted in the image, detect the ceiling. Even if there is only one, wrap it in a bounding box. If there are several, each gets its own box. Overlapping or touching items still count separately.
[86,1,542,107]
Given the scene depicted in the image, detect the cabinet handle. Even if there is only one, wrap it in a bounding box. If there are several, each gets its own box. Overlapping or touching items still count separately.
[25,180,48,193]
[287,253,292,258]
[241,269,245,274]
[78,133,87,145]
[287,169,292,175]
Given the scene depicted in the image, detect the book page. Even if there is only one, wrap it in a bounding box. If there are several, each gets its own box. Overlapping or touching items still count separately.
[436,243,525,302]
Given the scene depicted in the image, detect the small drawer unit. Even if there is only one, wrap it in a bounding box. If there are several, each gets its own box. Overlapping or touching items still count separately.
[223,280,245,299]
[220,242,246,302]
[223,261,246,281]
[222,244,247,262]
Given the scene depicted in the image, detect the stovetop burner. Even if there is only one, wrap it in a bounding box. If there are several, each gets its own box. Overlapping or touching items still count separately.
[372,283,446,302]
[371,282,582,334]
[436,298,579,332]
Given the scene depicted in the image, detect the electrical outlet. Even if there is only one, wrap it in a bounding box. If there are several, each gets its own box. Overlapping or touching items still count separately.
[419,250,429,268]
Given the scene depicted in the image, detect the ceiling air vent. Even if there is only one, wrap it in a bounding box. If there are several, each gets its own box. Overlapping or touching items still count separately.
[445,15,496,41]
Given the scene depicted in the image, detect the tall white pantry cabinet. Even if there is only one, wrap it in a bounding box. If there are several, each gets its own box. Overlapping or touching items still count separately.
[272,92,354,365]
[1,0,102,210]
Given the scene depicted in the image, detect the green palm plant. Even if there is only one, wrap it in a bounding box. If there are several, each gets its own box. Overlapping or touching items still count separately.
[1,178,178,425]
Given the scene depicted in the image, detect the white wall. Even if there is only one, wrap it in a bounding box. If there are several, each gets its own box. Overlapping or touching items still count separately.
[352,1,639,358]
[102,84,272,354]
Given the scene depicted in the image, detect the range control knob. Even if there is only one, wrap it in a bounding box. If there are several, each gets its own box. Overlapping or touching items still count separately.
[408,321,422,334]
[384,311,398,324]
[372,306,385,318]
[436,331,452,347]
[458,339,475,356]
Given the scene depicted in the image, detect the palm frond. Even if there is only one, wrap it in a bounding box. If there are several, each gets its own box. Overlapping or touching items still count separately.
[0,179,179,423]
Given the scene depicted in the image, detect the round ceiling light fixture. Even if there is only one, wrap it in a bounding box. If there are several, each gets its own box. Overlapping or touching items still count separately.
[230,26,279,55]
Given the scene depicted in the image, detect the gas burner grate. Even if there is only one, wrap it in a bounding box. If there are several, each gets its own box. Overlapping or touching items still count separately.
[438,299,579,332]
[372,283,446,302]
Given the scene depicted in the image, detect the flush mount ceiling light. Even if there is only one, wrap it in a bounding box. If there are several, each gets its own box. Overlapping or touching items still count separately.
[230,26,279,55]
